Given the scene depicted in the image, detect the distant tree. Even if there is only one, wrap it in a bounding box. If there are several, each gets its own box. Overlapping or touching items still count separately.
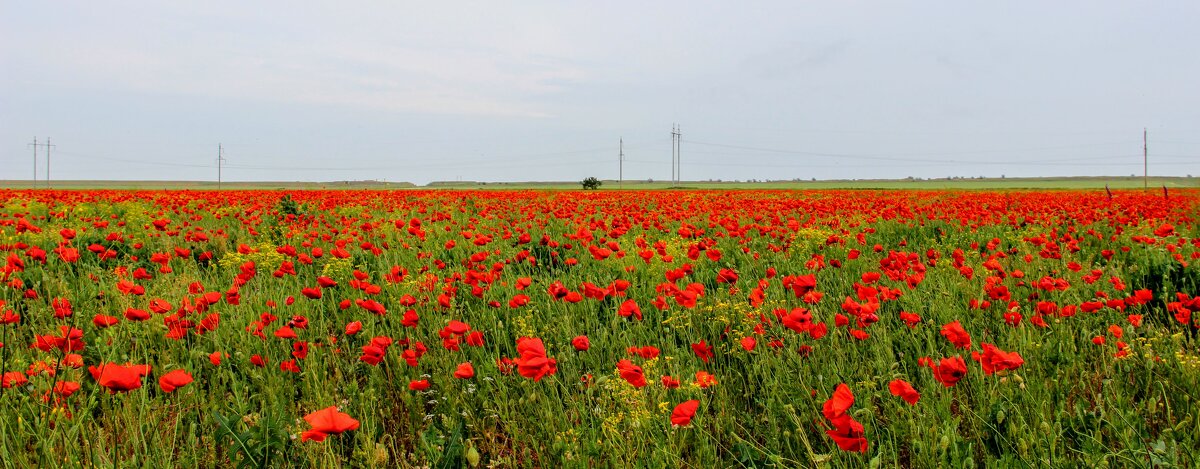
[581,177,602,190]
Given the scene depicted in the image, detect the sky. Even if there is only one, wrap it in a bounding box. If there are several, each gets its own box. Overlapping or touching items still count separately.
[2,1,1199,184]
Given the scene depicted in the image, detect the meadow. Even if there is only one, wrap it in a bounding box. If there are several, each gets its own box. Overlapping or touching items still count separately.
[0,188,1198,467]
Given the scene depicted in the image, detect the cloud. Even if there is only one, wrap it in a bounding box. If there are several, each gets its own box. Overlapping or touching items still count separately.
[6,31,585,118]
[744,40,852,80]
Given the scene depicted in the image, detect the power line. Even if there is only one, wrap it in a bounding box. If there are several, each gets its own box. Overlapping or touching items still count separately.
[683,139,1141,162]
[622,157,1194,169]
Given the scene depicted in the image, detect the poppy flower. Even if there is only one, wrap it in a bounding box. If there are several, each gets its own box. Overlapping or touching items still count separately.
[301,406,360,442]
[124,308,151,322]
[89,363,151,393]
[444,320,471,336]
[571,335,590,351]
[670,400,701,427]
[280,360,301,373]
[454,362,475,379]
[888,379,920,405]
[158,369,193,393]
[618,299,642,320]
[932,356,968,387]
[465,331,486,347]
[402,310,420,328]
[826,415,869,453]
[694,371,718,388]
[780,308,813,334]
[1,371,28,388]
[515,337,557,381]
[940,321,972,349]
[409,379,430,391]
[691,340,714,363]
[617,360,647,388]
[822,383,854,420]
[628,346,660,359]
[93,314,120,328]
[979,343,1024,375]
[360,345,386,366]
[49,380,81,398]
[0,309,18,325]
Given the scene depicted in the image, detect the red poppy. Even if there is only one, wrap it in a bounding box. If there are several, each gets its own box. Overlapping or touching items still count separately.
[617,359,647,388]
[571,335,590,351]
[932,356,968,387]
[826,415,869,453]
[940,321,972,349]
[93,314,120,328]
[402,310,420,328]
[628,346,660,359]
[515,337,557,381]
[301,287,322,299]
[158,369,194,393]
[454,362,475,379]
[888,379,920,405]
[33,326,85,353]
[88,363,151,393]
[409,379,430,391]
[618,299,642,320]
[465,331,486,347]
[670,400,701,427]
[124,308,151,322]
[301,406,360,442]
[280,360,301,373]
[822,383,854,420]
[50,380,81,398]
[1,371,28,388]
[979,343,1024,375]
[691,340,714,363]
[360,344,386,366]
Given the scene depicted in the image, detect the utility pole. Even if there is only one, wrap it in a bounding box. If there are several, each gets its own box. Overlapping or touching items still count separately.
[676,126,681,185]
[1143,128,1148,190]
[28,137,54,189]
[45,137,54,189]
[619,138,624,188]
[217,143,226,190]
[670,124,680,186]
[29,137,37,189]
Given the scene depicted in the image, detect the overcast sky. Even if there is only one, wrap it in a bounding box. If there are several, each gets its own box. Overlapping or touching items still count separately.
[2,1,1199,184]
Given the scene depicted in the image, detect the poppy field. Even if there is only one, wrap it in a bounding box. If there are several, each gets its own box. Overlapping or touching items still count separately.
[1,188,1199,467]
